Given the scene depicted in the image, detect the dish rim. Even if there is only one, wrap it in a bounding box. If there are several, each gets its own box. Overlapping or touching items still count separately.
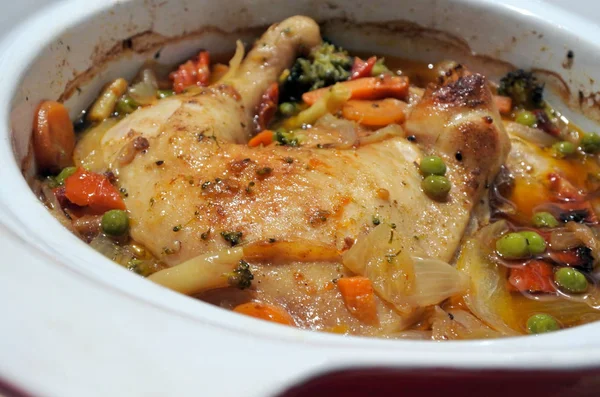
[1,0,600,372]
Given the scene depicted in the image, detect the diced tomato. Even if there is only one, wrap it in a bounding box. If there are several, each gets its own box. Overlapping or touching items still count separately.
[507,260,555,293]
[548,173,584,201]
[350,56,377,80]
[548,247,594,271]
[64,167,125,213]
[169,51,211,93]
[255,82,279,132]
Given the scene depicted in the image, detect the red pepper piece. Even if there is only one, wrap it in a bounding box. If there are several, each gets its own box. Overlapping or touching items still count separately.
[350,56,377,80]
[508,260,555,293]
[255,82,279,132]
[170,51,211,94]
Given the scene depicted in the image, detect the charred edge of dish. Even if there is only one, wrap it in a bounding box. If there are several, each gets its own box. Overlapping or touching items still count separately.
[58,25,266,102]
[322,18,518,81]
[532,67,600,124]
[563,49,574,70]
[321,19,473,53]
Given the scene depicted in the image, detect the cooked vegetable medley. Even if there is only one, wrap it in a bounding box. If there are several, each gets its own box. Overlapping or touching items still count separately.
[31,16,600,339]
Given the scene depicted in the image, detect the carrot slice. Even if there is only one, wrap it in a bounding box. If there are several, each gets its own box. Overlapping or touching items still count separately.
[493,95,512,115]
[64,167,126,213]
[507,260,555,293]
[233,302,295,326]
[302,76,409,106]
[337,276,379,325]
[248,130,274,147]
[342,98,407,127]
[33,100,75,173]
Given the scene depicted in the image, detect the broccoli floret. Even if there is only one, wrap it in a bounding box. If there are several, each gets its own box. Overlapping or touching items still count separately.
[275,129,302,147]
[498,69,544,108]
[221,231,243,246]
[580,132,600,153]
[371,58,392,76]
[226,260,254,290]
[280,42,352,102]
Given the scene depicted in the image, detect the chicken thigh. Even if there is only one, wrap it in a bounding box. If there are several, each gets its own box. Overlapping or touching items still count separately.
[96,16,510,269]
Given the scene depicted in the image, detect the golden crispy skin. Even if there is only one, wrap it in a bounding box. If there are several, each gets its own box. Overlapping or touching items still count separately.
[405,72,511,198]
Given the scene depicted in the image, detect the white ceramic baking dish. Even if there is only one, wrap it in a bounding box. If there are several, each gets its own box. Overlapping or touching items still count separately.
[1,0,600,396]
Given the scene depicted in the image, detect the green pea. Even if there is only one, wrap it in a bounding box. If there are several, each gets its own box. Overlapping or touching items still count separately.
[279,102,297,116]
[496,232,529,259]
[515,110,536,127]
[422,175,451,199]
[101,210,129,236]
[580,132,600,153]
[519,231,547,255]
[531,212,559,228]
[526,313,560,334]
[157,89,175,99]
[419,156,447,176]
[55,166,77,185]
[115,96,139,114]
[552,141,576,158]
[554,267,588,293]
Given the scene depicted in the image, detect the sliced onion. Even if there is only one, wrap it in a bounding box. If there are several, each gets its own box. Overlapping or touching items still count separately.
[90,234,135,265]
[135,60,173,89]
[475,219,508,254]
[40,182,77,235]
[549,230,582,251]
[148,247,244,295]
[566,222,600,260]
[218,40,245,84]
[431,307,502,340]
[457,224,520,336]
[72,215,102,241]
[386,330,432,340]
[409,257,469,307]
[342,224,416,314]
[505,121,559,147]
[342,225,467,314]
[129,69,159,105]
[313,113,359,148]
[359,124,405,146]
